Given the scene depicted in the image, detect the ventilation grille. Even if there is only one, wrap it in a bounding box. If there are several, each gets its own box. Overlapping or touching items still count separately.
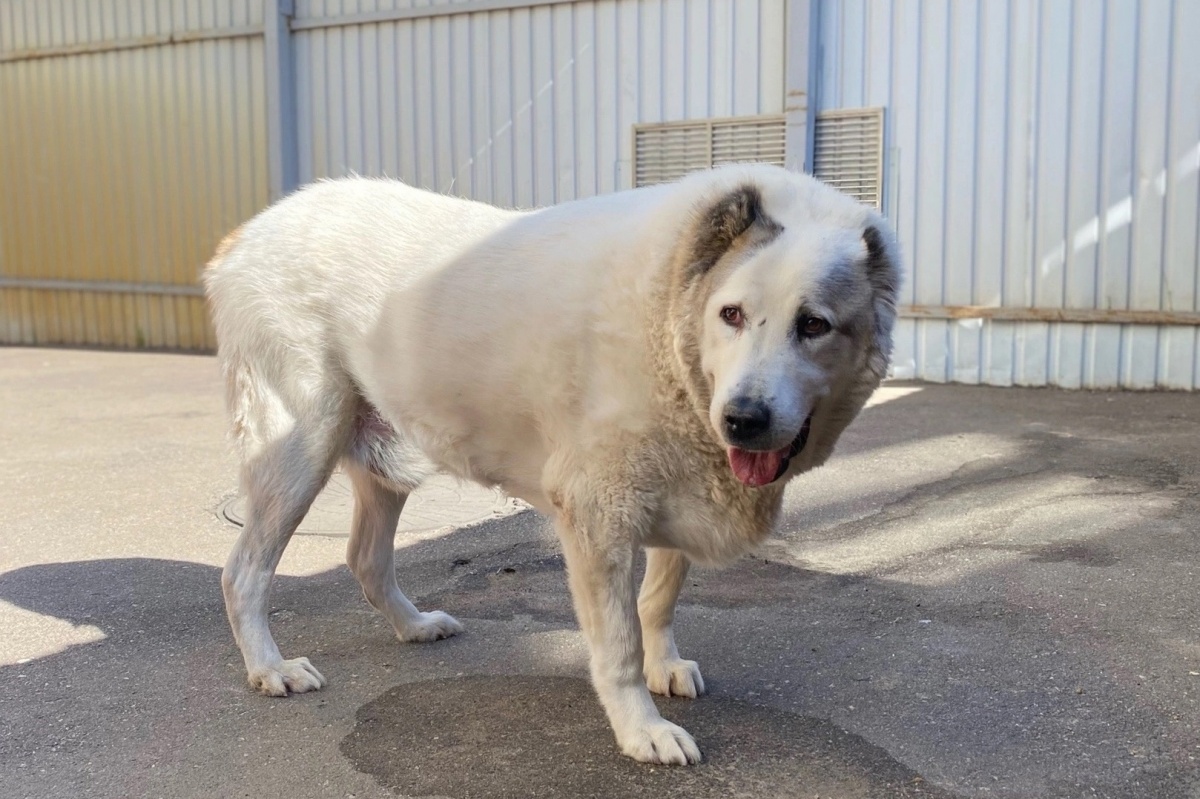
[633,115,787,188]
[812,107,885,208]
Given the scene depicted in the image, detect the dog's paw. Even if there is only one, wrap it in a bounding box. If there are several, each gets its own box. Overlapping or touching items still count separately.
[618,719,702,765]
[248,657,326,697]
[644,657,705,699]
[397,610,464,643]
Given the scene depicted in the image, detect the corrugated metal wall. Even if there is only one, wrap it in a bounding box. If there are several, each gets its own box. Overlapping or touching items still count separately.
[5,0,1196,390]
[291,0,787,205]
[817,0,1200,389]
[0,0,268,349]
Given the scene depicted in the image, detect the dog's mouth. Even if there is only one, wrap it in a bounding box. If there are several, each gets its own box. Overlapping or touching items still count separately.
[726,414,812,488]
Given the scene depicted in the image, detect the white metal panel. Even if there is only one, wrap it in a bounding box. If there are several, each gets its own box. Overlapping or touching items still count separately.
[293,0,788,205]
[820,0,1200,389]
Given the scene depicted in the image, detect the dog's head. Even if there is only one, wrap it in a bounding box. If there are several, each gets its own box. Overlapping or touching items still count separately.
[670,167,901,488]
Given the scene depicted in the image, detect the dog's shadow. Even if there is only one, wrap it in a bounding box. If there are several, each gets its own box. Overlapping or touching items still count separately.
[0,546,964,798]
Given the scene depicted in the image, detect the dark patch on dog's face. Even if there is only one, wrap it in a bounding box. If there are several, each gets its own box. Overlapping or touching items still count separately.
[684,185,783,283]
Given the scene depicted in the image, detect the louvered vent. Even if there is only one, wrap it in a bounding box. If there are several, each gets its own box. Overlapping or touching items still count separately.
[812,107,885,208]
[633,115,787,188]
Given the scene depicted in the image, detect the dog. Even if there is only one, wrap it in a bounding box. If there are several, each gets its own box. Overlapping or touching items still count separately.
[204,163,900,765]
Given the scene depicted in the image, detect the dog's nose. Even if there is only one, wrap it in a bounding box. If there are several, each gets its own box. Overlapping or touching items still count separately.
[723,398,771,443]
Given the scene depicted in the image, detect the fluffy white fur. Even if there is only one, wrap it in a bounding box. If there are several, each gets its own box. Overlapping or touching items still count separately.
[204,164,900,765]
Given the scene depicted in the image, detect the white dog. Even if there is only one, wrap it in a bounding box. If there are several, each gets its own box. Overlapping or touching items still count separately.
[204,164,900,765]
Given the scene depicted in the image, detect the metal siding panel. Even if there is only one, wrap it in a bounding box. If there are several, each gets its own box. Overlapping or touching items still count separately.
[1096,0,1137,313]
[1032,0,1070,311]
[973,0,1007,308]
[467,13,490,197]
[615,0,637,187]
[329,18,350,177]
[996,1,1031,311]
[732,0,758,116]
[661,0,684,121]
[839,0,865,108]
[758,0,785,113]
[944,1,978,308]
[1163,0,1200,311]
[593,1,616,193]
[710,0,733,116]
[863,0,890,108]
[294,30,315,182]
[817,0,839,109]
[0,1,265,349]
[552,3,576,201]
[362,20,383,176]
[1087,324,1122,388]
[984,321,1016,387]
[885,0,919,378]
[685,0,708,117]
[638,0,662,123]
[398,19,419,185]
[432,14,454,192]
[509,8,533,204]
[380,19,400,179]
[1126,0,1172,388]
[414,16,436,188]
[450,13,472,196]
[1063,0,1103,311]
[1129,0,1170,313]
[574,2,597,199]
[489,10,514,204]
[914,0,949,382]
[531,5,555,204]
[1057,2,1105,387]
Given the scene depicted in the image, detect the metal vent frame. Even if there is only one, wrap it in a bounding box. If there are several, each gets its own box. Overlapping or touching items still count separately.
[632,114,787,188]
[812,107,885,209]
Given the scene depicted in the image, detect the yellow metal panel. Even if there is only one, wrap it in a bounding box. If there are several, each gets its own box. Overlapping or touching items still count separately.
[0,16,265,350]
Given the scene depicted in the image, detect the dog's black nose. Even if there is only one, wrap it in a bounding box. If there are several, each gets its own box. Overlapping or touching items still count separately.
[723,398,771,443]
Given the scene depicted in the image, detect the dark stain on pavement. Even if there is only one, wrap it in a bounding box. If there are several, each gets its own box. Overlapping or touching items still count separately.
[422,544,839,627]
[1025,539,1119,567]
[340,675,957,799]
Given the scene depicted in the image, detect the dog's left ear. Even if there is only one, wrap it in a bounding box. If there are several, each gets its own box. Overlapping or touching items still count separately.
[861,223,902,379]
[685,185,781,282]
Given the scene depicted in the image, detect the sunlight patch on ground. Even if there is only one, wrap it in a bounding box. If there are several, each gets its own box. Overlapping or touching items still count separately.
[0,600,107,666]
[865,385,923,408]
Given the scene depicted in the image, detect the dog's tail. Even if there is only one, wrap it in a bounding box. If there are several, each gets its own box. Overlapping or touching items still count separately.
[202,225,257,457]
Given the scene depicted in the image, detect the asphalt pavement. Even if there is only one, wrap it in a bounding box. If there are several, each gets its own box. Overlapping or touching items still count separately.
[1,347,1198,799]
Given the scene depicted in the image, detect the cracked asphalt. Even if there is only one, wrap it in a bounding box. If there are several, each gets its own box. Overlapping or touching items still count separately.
[1,347,1198,799]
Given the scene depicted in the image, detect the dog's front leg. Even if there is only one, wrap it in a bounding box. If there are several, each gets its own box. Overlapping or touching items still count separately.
[639,547,704,698]
[555,512,702,765]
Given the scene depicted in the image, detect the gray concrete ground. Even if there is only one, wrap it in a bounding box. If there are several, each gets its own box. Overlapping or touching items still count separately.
[1,347,1198,799]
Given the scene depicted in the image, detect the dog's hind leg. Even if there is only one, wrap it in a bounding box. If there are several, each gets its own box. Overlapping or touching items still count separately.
[343,461,463,642]
[639,548,705,698]
[223,413,345,697]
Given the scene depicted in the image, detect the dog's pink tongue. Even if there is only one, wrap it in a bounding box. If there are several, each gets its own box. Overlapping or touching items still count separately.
[727,446,786,487]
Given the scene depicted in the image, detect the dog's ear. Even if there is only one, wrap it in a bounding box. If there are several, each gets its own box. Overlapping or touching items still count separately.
[685,185,781,281]
[861,223,902,379]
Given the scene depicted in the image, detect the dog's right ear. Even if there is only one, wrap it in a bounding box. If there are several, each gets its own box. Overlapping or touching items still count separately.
[684,185,781,282]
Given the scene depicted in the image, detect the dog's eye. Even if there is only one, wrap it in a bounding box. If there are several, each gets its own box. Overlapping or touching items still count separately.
[798,315,831,338]
[720,305,745,328]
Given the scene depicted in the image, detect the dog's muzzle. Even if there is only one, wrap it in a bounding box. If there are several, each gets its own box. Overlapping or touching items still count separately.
[771,414,812,483]
[725,413,813,488]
